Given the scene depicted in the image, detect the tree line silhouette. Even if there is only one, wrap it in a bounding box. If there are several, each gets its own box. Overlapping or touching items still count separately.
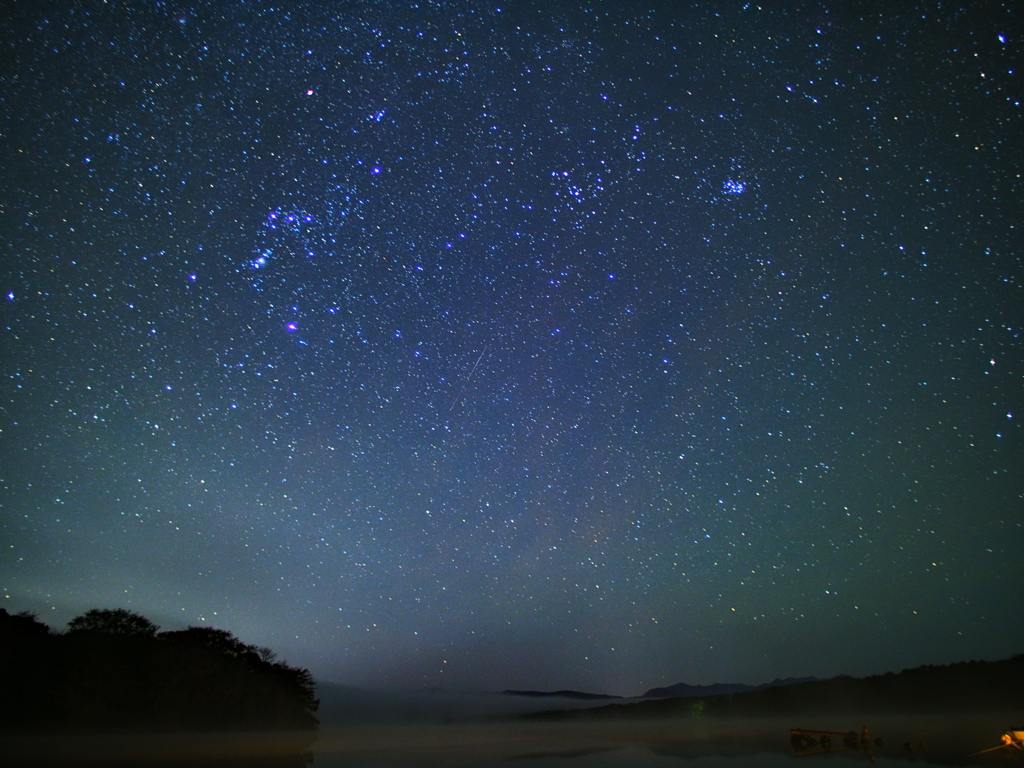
[528,654,1024,721]
[0,608,318,733]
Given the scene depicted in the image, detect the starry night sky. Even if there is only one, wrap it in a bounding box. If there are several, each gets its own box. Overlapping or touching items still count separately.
[1,1,1022,695]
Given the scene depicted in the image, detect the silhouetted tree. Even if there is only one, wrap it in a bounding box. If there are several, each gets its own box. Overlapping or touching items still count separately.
[2,608,317,734]
[66,608,159,637]
[157,626,319,730]
[161,625,262,659]
[0,608,52,637]
[0,609,61,728]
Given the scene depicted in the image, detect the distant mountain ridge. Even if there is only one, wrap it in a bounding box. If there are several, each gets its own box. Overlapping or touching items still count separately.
[522,655,1024,720]
[503,689,623,700]
[642,676,817,699]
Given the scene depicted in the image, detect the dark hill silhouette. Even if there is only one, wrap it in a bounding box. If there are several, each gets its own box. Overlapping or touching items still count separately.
[524,655,1024,720]
[642,682,753,698]
[0,608,318,734]
[502,689,623,700]
[641,676,817,699]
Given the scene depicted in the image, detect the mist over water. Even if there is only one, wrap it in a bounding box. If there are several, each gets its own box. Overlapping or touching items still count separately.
[316,682,634,724]
[312,712,1024,768]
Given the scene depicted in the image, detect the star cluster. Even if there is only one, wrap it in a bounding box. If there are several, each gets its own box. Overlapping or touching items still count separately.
[1,2,1021,694]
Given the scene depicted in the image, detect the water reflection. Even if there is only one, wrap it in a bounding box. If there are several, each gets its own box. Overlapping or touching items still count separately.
[313,714,1024,768]
[790,726,877,761]
[3,714,1020,767]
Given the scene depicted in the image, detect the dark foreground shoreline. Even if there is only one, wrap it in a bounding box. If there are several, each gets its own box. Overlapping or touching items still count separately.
[0,729,316,768]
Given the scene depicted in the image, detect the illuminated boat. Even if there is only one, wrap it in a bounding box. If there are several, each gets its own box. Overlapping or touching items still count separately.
[1000,729,1024,750]
[970,728,1024,755]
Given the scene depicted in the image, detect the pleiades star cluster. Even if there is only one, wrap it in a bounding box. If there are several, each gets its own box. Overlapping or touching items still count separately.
[1,1,1021,694]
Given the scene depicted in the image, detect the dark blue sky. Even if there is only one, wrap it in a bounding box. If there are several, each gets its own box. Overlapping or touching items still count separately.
[1,1,1021,695]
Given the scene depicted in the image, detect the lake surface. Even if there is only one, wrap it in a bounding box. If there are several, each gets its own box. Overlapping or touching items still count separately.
[311,714,1022,768]
[4,713,1020,766]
